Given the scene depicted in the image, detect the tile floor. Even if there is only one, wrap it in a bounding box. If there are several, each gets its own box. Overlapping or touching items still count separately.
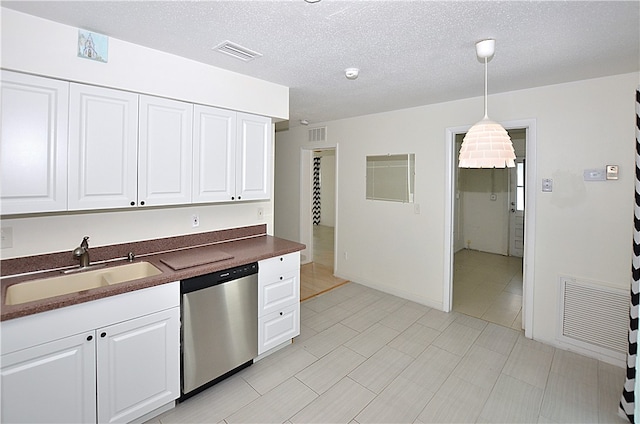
[148,282,628,424]
[453,249,524,330]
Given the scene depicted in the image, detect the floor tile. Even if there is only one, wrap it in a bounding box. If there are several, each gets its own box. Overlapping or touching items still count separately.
[474,322,519,356]
[387,322,441,358]
[355,376,436,423]
[295,345,366,394]
[416,375,489,423]
[432,322,482,356]
[478,373,544,423]
[348,345,414,393]
[300,322,358,358]
[502,341,554,389]
[379,302,429,332]
[155,376,259,423]
[418,308,459,332]
[290,377,375,424]
[242,346,318,394]
[539,371,599,423]
[344,322,400,358]
[225,377,316,424]
[451,345,508,390]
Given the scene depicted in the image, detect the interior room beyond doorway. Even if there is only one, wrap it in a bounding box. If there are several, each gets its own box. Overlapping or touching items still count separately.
[300,149,348,301]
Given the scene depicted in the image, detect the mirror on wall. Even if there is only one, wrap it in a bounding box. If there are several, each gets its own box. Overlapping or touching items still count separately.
[366,153,415,203]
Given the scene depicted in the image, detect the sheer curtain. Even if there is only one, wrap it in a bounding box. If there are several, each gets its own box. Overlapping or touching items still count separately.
[620,88,640,423]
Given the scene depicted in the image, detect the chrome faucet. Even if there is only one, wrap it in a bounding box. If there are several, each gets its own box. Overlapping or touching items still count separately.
[73,236,91,268]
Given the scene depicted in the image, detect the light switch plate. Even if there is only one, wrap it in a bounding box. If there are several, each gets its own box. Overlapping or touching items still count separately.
[542,178,553,192]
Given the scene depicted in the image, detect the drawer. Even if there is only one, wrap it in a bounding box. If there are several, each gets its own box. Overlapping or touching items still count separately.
[258,270,299,317]
[258,252,300,280]
[258,304,299,354]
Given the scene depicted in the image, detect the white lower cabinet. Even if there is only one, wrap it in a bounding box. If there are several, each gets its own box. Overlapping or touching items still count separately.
[257,252,300,355]
[97,308,180,423]
[0,283,180,424]
[1,332,96,423]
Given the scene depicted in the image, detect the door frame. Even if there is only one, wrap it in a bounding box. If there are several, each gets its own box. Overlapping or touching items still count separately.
[299,145,339,270]
[444,119,537,338]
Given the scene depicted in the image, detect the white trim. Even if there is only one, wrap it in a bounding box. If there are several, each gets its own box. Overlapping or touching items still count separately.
[444,119,536,338]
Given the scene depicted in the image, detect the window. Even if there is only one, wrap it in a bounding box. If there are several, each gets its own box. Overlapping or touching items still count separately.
[366,154,415,203]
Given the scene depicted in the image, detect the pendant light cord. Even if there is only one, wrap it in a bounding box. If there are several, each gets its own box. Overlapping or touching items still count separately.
[483,56,489,120]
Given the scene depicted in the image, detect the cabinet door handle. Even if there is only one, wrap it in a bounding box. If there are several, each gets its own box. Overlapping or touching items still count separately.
[100,332,107,338]
[280,257,283,261]
[87,335,93,341]
[238,196,241,200]
[231,196,235,200]
[130,201,135,206]
[140,201,145,206]
[279,312,283,316]
[280,276,283,280]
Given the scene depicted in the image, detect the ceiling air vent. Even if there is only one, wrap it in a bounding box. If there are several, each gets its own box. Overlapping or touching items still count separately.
[213,41,262,62]
[308,126,327,142]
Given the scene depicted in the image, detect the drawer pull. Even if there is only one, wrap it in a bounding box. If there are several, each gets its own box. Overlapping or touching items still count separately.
[87,335,93,341]
[279,312,283,316]
[100,332,107,338]
[280,276,283,280]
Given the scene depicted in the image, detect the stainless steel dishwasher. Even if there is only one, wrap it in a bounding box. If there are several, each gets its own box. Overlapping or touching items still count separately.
[180,262,258,400]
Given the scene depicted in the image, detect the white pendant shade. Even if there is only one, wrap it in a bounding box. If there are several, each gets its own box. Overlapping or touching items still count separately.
[459,117,516,168]
[459,39,516,169]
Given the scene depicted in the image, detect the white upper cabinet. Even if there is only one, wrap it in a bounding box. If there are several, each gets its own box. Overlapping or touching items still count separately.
[139,95,193,206]
[0,71,69,214]
[193,105,236,202]
[68,83,139,210]
[193,106,272,203]
[236,112,272,201]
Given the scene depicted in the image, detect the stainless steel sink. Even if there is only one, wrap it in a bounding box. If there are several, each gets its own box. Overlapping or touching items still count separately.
[5,262,162,306]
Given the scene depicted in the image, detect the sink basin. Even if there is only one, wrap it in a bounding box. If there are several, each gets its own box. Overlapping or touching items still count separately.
[5,262,162,306]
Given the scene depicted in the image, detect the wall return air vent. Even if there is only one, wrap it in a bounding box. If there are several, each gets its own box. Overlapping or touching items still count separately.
[213,41,262,62]
[308,127,327,143]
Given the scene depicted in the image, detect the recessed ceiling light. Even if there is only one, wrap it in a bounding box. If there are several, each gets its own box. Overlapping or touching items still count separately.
[304,0,321,3]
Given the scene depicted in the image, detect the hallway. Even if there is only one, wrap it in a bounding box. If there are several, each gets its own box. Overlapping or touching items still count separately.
[300,225,348,301]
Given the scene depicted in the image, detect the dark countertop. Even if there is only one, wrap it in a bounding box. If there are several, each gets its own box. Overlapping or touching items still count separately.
[1,226,304,321]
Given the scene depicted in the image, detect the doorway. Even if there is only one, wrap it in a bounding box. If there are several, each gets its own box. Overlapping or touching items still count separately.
[300,148,348,300]
[444,120,537,338]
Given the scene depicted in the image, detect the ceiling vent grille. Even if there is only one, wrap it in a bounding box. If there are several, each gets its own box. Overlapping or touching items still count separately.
[308,127,327,142]
[213,41,262,62]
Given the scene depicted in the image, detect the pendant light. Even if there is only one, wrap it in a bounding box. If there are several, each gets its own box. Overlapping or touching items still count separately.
[459,39,515,168]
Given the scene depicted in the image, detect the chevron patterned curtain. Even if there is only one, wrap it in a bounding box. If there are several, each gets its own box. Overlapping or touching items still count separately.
[620,88,640,422]
[313,157,321,226]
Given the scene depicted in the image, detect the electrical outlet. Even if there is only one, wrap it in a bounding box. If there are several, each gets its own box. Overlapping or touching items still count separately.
[257,207,264,220]
[344,251,348,260]
[1,227,13,249]
[191,214,200,228]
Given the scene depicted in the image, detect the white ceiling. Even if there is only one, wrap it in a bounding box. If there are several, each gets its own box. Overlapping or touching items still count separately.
[3,1,639,129]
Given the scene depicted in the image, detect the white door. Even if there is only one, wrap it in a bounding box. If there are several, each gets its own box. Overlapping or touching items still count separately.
[138,95,193,206]
[68,84,139,210]
[0,71,69,214]
[96,308,180,424]
[192,105,236,202]
[509,160,525,257]
[236,112,271,201]
[1,332,96,423]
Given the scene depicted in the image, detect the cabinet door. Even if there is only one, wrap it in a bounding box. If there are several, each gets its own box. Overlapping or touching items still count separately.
[139,96,193,206]
[0,71,69,214]
[236,112,272,201]
[1,332,96,423]
[192,105,236,202]
[258,304,300,354]
[68,84,138,210]
[96,308,179,424]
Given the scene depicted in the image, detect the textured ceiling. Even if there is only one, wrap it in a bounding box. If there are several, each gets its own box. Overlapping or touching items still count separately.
[3,1,639,129]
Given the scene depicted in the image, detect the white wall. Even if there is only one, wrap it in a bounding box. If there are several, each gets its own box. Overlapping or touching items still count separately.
[0,9,287,258]
[275,72,639,349]
[1,9,288,119]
